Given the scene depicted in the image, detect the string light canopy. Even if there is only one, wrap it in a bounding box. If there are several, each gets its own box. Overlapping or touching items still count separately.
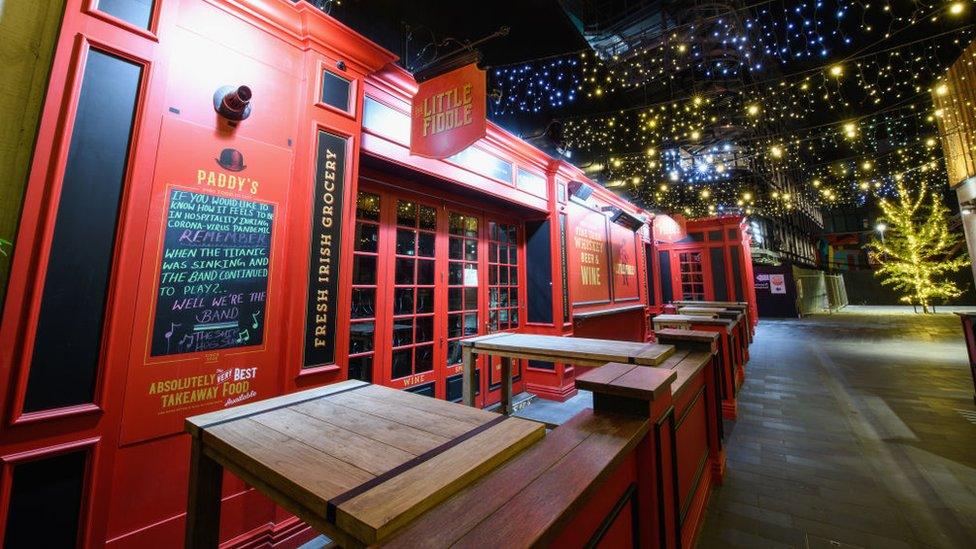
[487,0,974,220]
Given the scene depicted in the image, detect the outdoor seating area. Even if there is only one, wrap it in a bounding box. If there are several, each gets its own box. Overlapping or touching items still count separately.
[3,0,974,547]
[184,299,755,548]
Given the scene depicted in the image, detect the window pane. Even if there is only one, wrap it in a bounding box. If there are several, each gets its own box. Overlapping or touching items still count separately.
[352,255,377,285]
[418,205,437,230]
[351,288,375,319]
[417,232,435,257]
[392,320,413,347]
[394,288,414,315]
[395,258,415,284]
[416,287,434,313]
[396,229,416,256]
[392,349,412,378]
[415,345,433,373]
[348,356,372,382]
[415,316,433,343]
[357,191,380,221]
[97,0,154,29]
[349,321,374,354]
[355,222,378,252]
[321,70,351,111]
[417,260,434,285]
[449,288,462,311]
[397,200,416,226]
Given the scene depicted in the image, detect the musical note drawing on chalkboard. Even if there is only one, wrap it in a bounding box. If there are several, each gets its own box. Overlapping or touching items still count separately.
[236,329,250,344]
[164,323,181,354]
[251,311,260,329]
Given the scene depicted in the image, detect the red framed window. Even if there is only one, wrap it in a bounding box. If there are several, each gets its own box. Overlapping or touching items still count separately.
[349,191,382,381]
[446,212,481,369]
[390,199,437,380]
[679,251,705,301]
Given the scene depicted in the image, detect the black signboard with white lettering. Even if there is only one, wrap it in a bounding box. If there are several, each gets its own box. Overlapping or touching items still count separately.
[304,130,347,367]
[150,189,273,356]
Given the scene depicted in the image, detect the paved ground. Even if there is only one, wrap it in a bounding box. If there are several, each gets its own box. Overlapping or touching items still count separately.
[696,308,976,548]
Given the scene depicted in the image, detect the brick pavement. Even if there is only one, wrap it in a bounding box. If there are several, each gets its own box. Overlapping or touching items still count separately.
[696,310,976,548]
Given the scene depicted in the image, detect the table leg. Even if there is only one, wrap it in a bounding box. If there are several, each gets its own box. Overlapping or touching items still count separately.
[462,346,476,407]
[185,436,223,549]
[500,356,513,415]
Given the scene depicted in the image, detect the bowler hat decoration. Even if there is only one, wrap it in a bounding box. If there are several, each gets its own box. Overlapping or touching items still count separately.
[216,148,246,172]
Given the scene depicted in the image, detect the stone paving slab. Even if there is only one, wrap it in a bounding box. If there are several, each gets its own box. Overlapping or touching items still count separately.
[696,312,976,549]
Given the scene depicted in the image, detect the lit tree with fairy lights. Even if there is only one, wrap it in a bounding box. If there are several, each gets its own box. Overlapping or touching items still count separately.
[868,179,969,313]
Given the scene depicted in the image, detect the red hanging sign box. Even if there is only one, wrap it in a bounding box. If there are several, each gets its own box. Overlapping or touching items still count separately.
[410,63,487,159]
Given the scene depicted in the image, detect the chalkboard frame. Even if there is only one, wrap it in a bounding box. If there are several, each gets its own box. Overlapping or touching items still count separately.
[145,186,277,360]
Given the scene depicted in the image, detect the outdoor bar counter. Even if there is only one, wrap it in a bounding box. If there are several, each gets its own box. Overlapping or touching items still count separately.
[186,336,724,548]
[652,314,742,419]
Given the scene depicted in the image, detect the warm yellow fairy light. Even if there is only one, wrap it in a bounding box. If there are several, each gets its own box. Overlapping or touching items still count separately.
[743,192,753,201]
[812,179,821,187]
[770,145,784,158]
[925,137,937,147]
[829,64,844,77]
[701,189,711,198]
[612,158,621,167]
[677,44,688,53]
[660,183,669,191]
[950,2,965,15]
[691,130,701,140]
[631,176,640,184]
[936,83,949,96]
[860,181,870,190]
[747,104,760,116]
[646,147,656,156]
[843,122,858,139]
[862,160,873,171]
[716,164,726,173]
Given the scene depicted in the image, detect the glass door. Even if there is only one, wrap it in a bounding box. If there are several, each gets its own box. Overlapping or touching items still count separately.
[678,251,705,301]
[485,220,523,406]
[348,191,382,382]
[388,199,439,396]
[445,212,482,403]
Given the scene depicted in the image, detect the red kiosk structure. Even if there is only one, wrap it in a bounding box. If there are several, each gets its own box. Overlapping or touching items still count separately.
[0,1,756,546]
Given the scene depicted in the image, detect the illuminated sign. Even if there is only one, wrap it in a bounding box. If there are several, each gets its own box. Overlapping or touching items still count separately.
[653,213,688,243]
[410,63,486,159]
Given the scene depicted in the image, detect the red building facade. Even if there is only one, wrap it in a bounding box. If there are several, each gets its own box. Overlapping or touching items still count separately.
[0,1,753,546]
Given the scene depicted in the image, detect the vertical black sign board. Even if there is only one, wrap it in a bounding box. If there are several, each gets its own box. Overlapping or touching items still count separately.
[151,190,273,356]
[304,130,347,367]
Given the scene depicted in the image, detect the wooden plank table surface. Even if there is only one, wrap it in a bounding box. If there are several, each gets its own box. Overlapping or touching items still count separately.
[184,380,545,548]
[677,306,725,317]
[459,333,675,413]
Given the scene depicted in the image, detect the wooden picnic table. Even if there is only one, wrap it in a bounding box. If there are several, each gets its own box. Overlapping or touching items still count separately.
[183,380,545,548]
[459,333,676,413]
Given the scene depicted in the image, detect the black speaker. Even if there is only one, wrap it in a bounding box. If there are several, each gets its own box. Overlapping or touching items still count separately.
[568,180,593,201]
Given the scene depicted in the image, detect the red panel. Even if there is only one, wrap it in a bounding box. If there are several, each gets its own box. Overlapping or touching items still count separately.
[566,200,612,306]
[610,222,640,302]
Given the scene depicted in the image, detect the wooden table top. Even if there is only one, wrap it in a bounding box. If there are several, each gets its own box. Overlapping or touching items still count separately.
[186,381,545,546]
[678,306,726,314]
[460,332,675,366]
[673,300,748,309]
[653,314,735,333]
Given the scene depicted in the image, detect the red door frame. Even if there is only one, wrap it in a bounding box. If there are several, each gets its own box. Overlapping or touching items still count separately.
[356,168,527,406]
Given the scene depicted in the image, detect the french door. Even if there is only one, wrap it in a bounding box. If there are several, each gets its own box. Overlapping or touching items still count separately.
[350,184,523,406]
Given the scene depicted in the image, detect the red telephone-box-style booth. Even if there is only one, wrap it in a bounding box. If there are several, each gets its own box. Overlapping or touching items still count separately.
[0,0,733,546]
[654,215,758,329]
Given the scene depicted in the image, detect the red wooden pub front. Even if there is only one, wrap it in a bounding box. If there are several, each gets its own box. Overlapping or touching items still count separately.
[0,1,756,547]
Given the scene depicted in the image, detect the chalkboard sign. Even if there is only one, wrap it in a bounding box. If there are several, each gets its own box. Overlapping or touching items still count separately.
[150,189,273,356]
